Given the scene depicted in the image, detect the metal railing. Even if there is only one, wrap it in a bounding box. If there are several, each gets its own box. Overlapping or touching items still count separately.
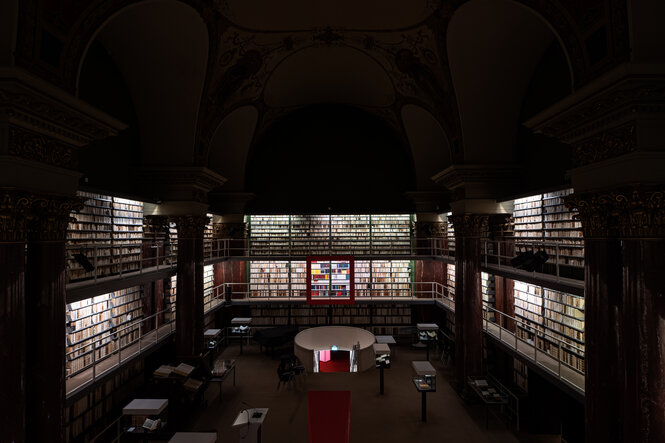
[65,305,176,394]
[482,307,585,393]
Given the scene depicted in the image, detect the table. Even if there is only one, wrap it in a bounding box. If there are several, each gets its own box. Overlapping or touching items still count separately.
[467,376,509,428]
[210,359,236,400]
[416,323,439,360]
[231,318,252,354]
[169,432,217,443]
[412,361,436,422]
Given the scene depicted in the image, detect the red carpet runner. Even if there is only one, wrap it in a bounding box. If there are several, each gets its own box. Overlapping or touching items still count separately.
[308,391,351,443]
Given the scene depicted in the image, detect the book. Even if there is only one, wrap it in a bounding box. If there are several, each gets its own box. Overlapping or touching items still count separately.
[475,379,489,387]
[142,418,161,431]
[173,363,195,377]
[153,365,174,378]
[183,378,204,391]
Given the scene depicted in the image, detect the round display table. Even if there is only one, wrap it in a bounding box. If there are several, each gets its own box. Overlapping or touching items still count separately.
[294,326,376,372]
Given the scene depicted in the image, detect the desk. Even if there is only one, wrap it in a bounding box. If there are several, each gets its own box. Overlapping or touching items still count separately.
[123,398,168,439]
[467,376,509,428]
[204,329,223,366]
[373,343,390,394]
[210,359,236,400]
[169,432,217,443]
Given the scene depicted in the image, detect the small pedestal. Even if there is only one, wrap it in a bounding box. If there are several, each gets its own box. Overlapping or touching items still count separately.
[231,317,252,354]
[373,343,391,395]
[412,361,436,422]
[232,408,268,443]
[204,328,223,366]
[122,398,168,435]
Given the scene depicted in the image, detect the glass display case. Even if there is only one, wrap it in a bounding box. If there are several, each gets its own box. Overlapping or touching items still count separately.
[373,343,391,369]
[412,361,436,392]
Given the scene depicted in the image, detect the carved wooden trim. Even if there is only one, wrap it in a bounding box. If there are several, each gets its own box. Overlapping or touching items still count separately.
[564,186,665,238]
[143,215,170,239]
[573,124,636,167]
[413,221,446,238]
[8,126,78,169]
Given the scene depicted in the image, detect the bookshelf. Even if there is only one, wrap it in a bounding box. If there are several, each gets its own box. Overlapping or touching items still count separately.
[481,272,495,321]
[249,261,290,297]
[513,280,585,372]
[446,264,456,298]
[65,287,143,376]
[514,359,528,392]
[445,212,455,253]
[354,260,371,297]
[247,214,412,255]
[67,192,144,282]
[165,275,177,322]
[203,264,214,308]
[371,260,411,297]
[513,189,584,277]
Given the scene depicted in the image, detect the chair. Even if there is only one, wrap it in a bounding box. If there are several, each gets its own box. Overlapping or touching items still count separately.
[277,361,295,390]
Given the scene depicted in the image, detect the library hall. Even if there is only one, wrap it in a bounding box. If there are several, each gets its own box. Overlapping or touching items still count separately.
[1,0,665,442]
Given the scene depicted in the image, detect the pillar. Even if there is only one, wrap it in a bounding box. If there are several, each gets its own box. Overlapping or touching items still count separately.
[413,215,446,298]
[25,194,82,443]
[171,215,209,357]
[566,186,665,443]
[142,215,170,331]
[449,214,488,388]
[0,190,30,442]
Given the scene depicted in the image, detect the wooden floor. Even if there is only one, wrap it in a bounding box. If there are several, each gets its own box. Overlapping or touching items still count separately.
[182,343,561,443]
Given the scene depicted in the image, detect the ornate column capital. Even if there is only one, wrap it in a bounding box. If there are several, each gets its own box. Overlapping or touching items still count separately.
[170,215,210,240]
[143,215,170,238]
[488,214,514,240]
[449,214,489,238]
[564,185,665,238]
[0,190,33,242]
[212,222,247,239]
[413,221,446,239]
[27,194,84,242]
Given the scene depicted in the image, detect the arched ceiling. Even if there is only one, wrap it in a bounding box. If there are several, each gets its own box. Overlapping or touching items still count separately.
[264,46,395,107]
[208,106,259,191]
[90,0,208,166]
[217,0,436,31]
[401,105,451,190]
[447,0,564,164]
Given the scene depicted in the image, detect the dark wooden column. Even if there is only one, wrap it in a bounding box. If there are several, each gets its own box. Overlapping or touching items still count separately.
[566,186,665,443]
[413,220,446,298]
[489,214,515,331]
[450,214,488,389]
[142,216,170,331]
[25,195,81,443]
[172,215,209,358]
[0,191,30,443]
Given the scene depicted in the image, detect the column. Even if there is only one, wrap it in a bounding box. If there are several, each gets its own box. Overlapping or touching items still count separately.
[171,215,209,357]
[25,194,82,443]
[142,215,170,331]
[0,190,30,443]
[413,216,446,298]
[488,214,515,332]
[449,214,488,389]
[566,186,665,443]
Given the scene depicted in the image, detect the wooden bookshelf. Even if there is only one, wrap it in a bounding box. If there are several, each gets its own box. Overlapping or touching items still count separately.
[513,189,584,277]
[67,192,144,282]
[514,359,528,392]
[65,287,143,376]
[513,280,585,372]
[481,272,495,321]
[203,264,214,308]
[446,264,456,298]
[164,275,177,322]
[247,214,412,255]
[371,260,411,297]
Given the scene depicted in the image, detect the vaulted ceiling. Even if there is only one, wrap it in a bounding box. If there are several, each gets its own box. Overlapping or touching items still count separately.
[29,0,629,212]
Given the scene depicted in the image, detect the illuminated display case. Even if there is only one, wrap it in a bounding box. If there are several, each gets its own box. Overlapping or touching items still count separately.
[306,256,355,304]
